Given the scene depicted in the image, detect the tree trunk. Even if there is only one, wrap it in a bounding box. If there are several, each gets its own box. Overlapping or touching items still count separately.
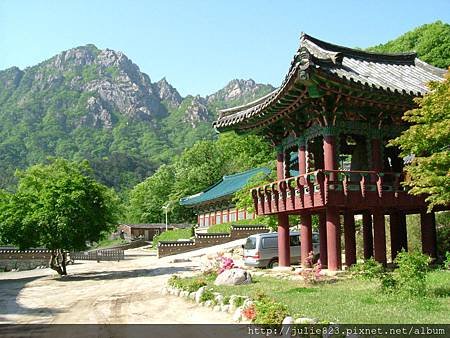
[49,249,67,275]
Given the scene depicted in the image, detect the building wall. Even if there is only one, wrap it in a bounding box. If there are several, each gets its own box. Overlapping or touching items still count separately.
[197,208,255,228]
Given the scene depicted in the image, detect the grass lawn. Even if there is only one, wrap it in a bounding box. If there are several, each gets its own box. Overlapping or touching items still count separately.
[152,228,193,246]
[181,270,450,324]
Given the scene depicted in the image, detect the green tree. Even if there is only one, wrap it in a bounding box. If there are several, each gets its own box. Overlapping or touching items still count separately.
[367,21,450,68]
[0,159,119,275]
[127,164,176,223]
[390,71,450,210]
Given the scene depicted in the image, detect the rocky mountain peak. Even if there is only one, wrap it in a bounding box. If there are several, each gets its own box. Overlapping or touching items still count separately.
[206,78,274,104]
[154,77,182,109]
[182,95,210,128]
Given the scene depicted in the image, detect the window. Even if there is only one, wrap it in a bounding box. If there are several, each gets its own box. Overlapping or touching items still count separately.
[222,212,229,223]
[238,210,245,220]
[290,235,300,247]
[216,213,221,224]
[199,215,204,227]
[230,209,237,222]
[246,212,253,220]
[262,237,277,249]
[204,216,210,227]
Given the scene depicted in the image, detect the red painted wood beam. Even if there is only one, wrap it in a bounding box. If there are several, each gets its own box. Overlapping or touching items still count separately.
[300,213,312,267]
[420,212,437,260]
[344,211,356,267]
[373,210,387,266]
[362,211,374,259]
[319,211,328,267]
[277,213,290,267]
[298,144,307,175]
[326,207,341,270]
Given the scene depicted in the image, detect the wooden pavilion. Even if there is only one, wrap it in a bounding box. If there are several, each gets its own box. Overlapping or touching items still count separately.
[213,33,447,270]
[180,167,270,229]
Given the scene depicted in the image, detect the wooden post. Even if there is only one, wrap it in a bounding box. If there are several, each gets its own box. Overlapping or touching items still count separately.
[277,151,284,180]
[344,211,356,267]
[362,211,374,259]
[420,212,437,260]
[319,211,328,267]
[277,213,290,267]
[298,144,307,175]
[326,207,341,270]
[398,212,408,252]
[300,213,312,267]
[323,135,336,180]
[373,210,387,266]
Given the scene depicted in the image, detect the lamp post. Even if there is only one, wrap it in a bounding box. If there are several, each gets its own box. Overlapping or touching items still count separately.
[162,203,170,231]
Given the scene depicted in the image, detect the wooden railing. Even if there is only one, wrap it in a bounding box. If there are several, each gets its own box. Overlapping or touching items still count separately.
[251,170,416,215]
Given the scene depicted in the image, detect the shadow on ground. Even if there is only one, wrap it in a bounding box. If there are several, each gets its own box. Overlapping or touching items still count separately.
[0,276,62,321]
[56,265,191,282]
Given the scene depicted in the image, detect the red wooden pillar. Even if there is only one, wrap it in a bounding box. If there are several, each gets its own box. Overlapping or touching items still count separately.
[300,213,312,267]
[277,151,285,180]
[326,207,341,270]
[398,212,408,252]
[278,213,290,267]
[344,211,356,267]
[323,135,336,173]
[371,138,382,170]
[420,212,437,260]
[362,211,374,259]
[390,213,401,262]
[298,143,307,175]
[373,210,387,266]
[319,211,328,267]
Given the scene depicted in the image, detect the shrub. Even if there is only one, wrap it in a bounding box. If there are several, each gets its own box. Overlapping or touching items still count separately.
[200,289,216,304]
[350,258,384,280]
[394,250,430,297]
[167,275,207,293]
[223,296,231,305]
[444,252,450,270]
[253,294,289,325]
[242,303,257,321]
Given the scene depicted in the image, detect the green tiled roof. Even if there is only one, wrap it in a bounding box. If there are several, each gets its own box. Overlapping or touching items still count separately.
[179,167,271,206]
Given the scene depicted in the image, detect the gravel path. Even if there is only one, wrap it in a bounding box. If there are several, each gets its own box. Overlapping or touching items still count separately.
[0,240,245,324]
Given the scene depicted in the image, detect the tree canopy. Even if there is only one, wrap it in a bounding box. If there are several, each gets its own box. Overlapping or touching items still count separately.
[390,70,450,210]
[0,158,119,274]
[367,21,450,68]
[126,132,274,224]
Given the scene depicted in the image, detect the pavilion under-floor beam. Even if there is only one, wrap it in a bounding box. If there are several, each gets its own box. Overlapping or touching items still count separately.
[277,213,290,267]
[362,211,374,260]
[300,213,313,267]
[344,211,356,267]
[326,207,341,271]
[373,210,387,266]
[420,212,437,260]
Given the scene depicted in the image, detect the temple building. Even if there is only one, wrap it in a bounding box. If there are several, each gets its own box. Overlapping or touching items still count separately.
[180,167,270,229]
[213,33,447,270]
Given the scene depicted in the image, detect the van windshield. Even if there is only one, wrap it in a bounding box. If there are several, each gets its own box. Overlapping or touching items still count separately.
[244,237,256,250]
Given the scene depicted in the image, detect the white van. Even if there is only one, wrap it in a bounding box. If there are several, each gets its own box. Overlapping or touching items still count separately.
[242,232,320,268]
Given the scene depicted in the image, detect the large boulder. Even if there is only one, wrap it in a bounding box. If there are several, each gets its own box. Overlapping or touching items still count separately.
[214,268,252,286]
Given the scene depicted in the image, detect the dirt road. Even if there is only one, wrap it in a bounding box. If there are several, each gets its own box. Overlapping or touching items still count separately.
[0,242,244,324]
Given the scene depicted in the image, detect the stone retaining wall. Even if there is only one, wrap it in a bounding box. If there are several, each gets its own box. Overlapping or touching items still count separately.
[0,249,52,271]
[158,225,269,258]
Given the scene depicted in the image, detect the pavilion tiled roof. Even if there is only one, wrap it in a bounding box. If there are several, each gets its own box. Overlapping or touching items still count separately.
[179,167,271,206]
[213,33,446,132]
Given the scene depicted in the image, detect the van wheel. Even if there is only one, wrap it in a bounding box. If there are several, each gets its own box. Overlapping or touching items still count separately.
[267,258,279,269]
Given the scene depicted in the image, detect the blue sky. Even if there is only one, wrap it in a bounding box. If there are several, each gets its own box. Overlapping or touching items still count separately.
[1,0,449,96]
